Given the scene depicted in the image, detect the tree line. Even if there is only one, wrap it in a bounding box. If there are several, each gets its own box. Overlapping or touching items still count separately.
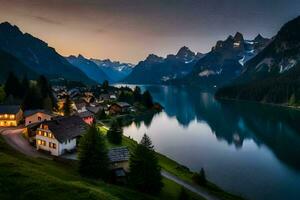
[0,72,56,111]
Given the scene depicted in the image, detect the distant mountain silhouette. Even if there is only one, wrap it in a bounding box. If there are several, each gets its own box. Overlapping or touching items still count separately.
[0,22,94,84]
[123,46,204,84]
[66,54,110,83]
[172,32,270,88]
[90,58,133,82]
[216,16,300,104]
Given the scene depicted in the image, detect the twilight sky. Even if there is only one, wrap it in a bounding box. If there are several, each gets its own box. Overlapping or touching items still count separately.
[0,0,299,63]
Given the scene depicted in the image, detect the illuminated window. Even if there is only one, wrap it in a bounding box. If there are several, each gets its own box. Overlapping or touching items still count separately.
[49,142,57,149]
[43,132,47,137]
[4,114,8,118]
[37,140,41,145]
[9,115,15,119]
[0,115,3,118]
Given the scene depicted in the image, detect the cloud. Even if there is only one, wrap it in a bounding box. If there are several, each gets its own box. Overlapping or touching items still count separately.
[33,16,62,25]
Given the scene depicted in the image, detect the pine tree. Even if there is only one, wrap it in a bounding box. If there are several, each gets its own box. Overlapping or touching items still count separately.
[142,90,153,108]
[21,75,30,97]
[129,134,163,194]
[192,168,207,186]
[78,124,109,179]
[133,86,142,102]
[178,187,190,200]
[43,95,53,111]
[22,85,43,110]
[107,119,123,144]
[4,72,22,99]
[63,95,72,116]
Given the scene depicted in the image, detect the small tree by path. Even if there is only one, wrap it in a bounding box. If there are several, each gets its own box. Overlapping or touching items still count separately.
[63,95,72,116]
[192,168,207,186]
[107,119,122,144]
[78,124,109,180]
[129,134,163,195]
[178,187,190,200]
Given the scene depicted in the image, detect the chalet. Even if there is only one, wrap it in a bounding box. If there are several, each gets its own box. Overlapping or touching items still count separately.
[24,109,54,126]
[77,111,94,125]
[86,105,103,115]
[35,116,86,156]
[109,102,131,115]
[99,94,110,101]
[108,147,130,172]
[0,105,23,127]
[74,99,88,113]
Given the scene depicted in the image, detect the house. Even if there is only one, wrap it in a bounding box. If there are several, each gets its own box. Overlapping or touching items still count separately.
[108,147,130,172]
[77,111,94,125]
[86,105,103,115]
[74,99,89,113]
[109,102,131,115]
[99,93,110,101]
[24,109,54,126]
[35,116,86,156]
[0,105,23,127]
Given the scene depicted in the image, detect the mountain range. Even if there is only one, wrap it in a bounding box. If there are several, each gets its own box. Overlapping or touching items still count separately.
[90,58,133,82]
[66,55,133,83]
[216,16,300,105]
[123,46,204,84]
[0,22,94,84]
[170,32,270,88]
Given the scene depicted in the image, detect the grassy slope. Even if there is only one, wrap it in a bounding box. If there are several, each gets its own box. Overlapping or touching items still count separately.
[102,123,244,200]
[0,135,204,200]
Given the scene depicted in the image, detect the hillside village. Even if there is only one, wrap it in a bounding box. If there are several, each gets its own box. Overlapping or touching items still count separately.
[0,75,162,183]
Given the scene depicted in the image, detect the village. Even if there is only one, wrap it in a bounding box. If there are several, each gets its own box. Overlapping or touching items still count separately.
[0,75,241,200]
[0,78,162,183]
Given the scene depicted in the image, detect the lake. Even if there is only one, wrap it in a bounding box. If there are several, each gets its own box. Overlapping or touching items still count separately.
[117,85,300,200]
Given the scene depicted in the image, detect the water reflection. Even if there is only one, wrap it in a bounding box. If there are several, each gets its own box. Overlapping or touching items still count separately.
[135,85,300,171]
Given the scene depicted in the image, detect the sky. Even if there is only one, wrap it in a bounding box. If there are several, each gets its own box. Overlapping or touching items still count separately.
[0,0,299,64]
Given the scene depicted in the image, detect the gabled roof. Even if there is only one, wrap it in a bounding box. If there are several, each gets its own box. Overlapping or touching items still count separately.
[108,147,129,163]
[0,105,21,114]
[24,109,53,117]
[77,111,94,118]
[86,106,102,114]
[40,116,86,143]
[114,102,131,108]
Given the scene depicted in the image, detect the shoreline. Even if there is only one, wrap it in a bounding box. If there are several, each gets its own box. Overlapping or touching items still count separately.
[215,96,300,112]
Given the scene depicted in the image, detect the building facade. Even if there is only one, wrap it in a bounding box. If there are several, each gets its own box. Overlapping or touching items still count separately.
[35,116,85,156]
[0,105,23,127]
[24,110,54,126]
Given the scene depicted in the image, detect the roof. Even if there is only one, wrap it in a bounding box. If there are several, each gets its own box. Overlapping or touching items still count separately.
[108,147,130,163]
[115,102,131,108]
[0,105,21,114]
[77,111,94,118]
[40,116,86,143]
[86,106,102,114]
[24,109,53,117]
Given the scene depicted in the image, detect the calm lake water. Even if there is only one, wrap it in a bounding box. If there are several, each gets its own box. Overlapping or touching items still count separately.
[118,85,300,200]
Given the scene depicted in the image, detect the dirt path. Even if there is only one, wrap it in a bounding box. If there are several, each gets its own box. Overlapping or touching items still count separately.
[0,128,220,200]
[162,170,221,200]
[0,127,46,158]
